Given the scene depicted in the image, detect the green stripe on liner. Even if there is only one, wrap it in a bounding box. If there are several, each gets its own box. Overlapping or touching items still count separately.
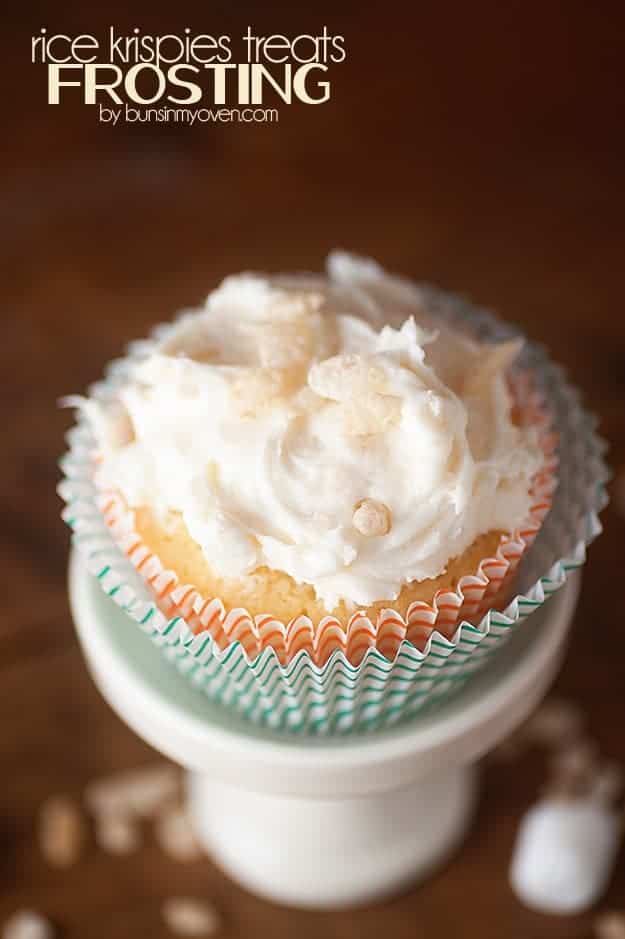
[162,617,181,637]
[193,636,212,659]
[220,643,244,667]
[423,650,453,661]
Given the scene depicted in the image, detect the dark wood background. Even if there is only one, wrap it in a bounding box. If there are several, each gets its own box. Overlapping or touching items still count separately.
[1,2,624,936]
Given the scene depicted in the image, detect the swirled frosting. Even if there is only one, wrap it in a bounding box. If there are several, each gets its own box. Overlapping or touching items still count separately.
[86,253,542,609]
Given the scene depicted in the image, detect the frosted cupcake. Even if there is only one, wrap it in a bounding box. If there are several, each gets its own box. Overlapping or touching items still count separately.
[75,253,555,666]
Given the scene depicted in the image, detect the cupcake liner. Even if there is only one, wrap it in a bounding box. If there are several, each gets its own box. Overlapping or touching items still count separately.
[59,289,608,734]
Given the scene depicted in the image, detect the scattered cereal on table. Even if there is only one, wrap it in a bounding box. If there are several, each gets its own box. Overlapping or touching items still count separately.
[2,910,53,939]
[162,897,220,936]
[95,813,140,855]
[595,911,625,939]
[523,698,584,747]
[550,738,598,787]
[155,805,202,862]
[591,762,624,807]
[85,764,179,818]
[38,795,85,869]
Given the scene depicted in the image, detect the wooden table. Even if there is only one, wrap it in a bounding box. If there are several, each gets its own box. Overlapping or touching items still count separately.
[2,3,624,936]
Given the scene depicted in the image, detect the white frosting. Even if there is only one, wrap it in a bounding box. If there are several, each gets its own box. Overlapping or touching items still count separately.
[89,253,543,609]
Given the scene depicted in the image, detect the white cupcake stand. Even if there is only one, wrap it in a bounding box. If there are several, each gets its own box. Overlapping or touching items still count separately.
[69,550,580,910]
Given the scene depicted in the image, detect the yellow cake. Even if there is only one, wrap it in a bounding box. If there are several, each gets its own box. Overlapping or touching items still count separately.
[134,505,505,626]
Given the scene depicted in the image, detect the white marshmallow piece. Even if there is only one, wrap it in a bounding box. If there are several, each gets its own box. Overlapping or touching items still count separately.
[510,797,621,915]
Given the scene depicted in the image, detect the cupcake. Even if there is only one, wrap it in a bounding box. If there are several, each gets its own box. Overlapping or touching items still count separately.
[67,253,557,672]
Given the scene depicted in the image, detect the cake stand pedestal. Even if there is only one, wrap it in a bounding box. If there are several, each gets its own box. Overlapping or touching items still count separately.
[69,550,579,910]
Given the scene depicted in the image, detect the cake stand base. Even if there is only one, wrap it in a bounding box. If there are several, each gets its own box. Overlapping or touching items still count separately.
[188,764,477,908]
[69,551,579,910]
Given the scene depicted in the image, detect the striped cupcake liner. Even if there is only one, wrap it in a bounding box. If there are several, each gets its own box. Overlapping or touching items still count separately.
[59,289,608,734]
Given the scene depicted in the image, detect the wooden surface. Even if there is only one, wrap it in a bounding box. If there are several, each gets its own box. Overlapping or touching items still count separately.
[2,2,624,935]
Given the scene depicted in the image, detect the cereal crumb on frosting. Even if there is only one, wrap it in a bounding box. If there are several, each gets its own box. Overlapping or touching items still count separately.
[352,499,392,536]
